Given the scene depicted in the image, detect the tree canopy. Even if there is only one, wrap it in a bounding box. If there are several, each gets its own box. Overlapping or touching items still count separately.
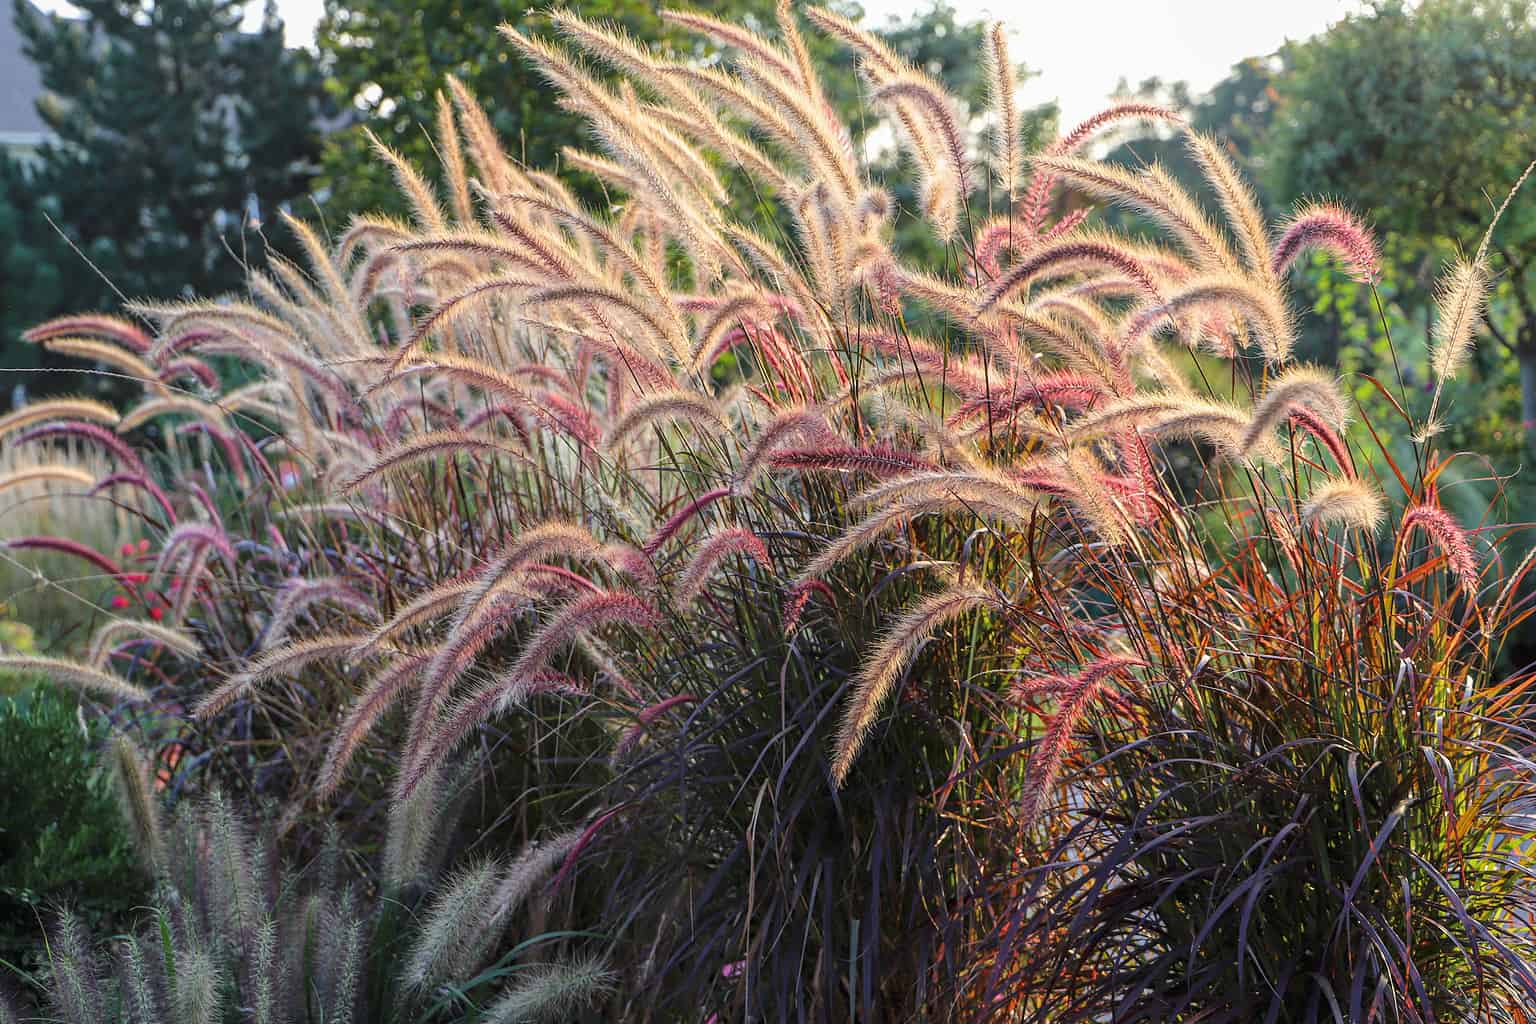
[9,0,326,404]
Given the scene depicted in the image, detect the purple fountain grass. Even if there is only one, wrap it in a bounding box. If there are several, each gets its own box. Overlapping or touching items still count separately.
[1016,655,1143,826]
[769,443,938,477]
[317,649,435,798]
[1400,501,1480,591]
[23,313,154,354]
[644,485,733,555]
[14,420,147,475]
[673,527,771,607]
[1271,201,1381,282]
[831,583,1001,786]
[6,535,124,581]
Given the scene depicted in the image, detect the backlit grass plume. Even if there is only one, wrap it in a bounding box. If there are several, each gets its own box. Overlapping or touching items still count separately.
[7,5,1535,1020]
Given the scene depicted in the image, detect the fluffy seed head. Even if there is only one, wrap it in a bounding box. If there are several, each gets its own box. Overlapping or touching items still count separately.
[1430,257,1491,382]
[831,584,998,786]
[1301,477,1385,533]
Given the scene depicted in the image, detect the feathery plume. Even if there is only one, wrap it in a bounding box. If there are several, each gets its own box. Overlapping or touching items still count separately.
[1429,257,1491,382]
[645,485,733,554]
[831,584,999,785]
[0,463,96,494]
[1019,656,1142,824]
[408,671,587,795]
[403,858,503,989]
[489,829,584,926]
[674,527,771,606]
[1069,394,1247,444]
[482,958,616,1024]
[605,390,730,452]
[5,534,123,579]
[1124,274,1294,363]
[195,634,376,719]
[23,313,152,353]
[88,619,198,668]
[106,734,163,868]
[1271,202,1380,282]
[1019,102,1180,230]
[1185,133,1270,276]
[503,591,658,693]
[343,431,529,491]
[357,581,474,655]
[12,420,147,473]
[365,127,447,233]
[611,693,699,761]
[42,336,162,391]
[1239,366,1350,454]
[0,397,120,439]
[318,651,433,798]
[1030,154,1230,271]
[1401,503,1479,591]
[1301,477,1385,533]
[733,407,835,493]
[0,655,148,704]
[770,443,937,478]
[978,234,1162,312]
[983,24,1019,200]
[435,90,474,224]
[261,576,377,651]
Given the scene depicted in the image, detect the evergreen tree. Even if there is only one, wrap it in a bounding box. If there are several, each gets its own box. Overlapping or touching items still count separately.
[0,155,68,406]
[12,0,324,336]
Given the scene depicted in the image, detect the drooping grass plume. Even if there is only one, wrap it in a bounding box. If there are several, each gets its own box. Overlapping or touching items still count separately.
[1018,655,1142,825]
[343,431,530,491]
[482,958,616,1024]
[0,397,121,439]
[0,463,95,496]
[1400,501,1479,591]
[1271,201,1380,282]
[87,618,198,667]
[1238,365,1350,455]
[1301,477,1385,533]
[317,650,433,798]
[195,634,377,718]
[0,655,148,703]
[831,583,999,786]
[673,527,771,606]
[605,389,730,452]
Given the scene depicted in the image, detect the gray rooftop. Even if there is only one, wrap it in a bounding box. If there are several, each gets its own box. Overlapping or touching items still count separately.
[0,3,51,143]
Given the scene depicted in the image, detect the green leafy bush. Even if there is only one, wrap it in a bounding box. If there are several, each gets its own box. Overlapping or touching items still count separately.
[0,683,147,974]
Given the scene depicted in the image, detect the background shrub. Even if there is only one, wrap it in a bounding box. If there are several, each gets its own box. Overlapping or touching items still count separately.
[0,683,147,976]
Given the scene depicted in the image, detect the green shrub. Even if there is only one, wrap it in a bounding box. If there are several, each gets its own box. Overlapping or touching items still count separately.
[0,683,147,975]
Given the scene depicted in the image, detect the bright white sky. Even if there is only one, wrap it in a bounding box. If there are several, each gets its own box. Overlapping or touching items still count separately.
[859,0,1361,123]
[39,0,1362,126]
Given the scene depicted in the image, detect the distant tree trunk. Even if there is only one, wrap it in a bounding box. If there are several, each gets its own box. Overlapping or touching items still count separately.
[1521,337,1536,440]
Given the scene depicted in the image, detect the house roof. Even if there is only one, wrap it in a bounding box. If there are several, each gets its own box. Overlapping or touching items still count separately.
[0,2,51,142]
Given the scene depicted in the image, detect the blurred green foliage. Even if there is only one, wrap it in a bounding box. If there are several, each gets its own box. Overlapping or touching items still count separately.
[0,683,147,974]
[1264,0,1536,446]
[5,0,327,409]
